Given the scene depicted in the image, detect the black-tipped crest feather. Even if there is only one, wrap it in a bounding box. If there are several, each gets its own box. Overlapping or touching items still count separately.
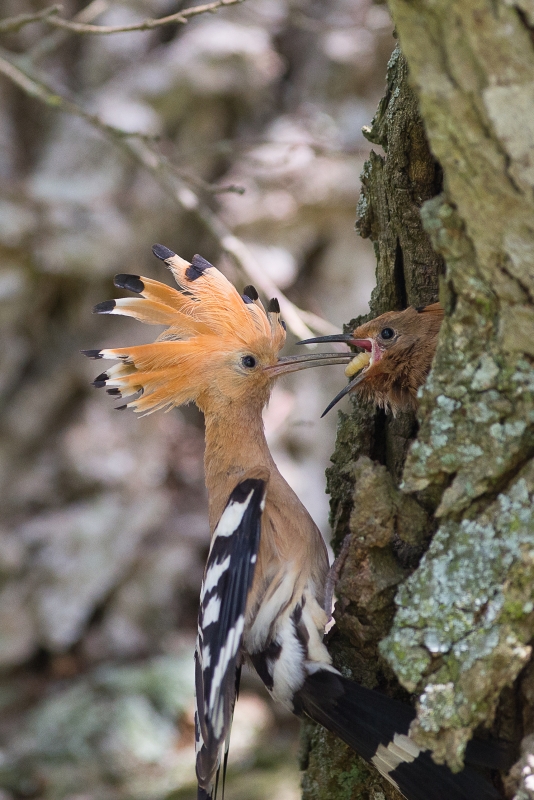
[152,243,176,261]
[267,298,280,313]
[93,300,116,314]
[186,254,213,282]
[114,274,144,294]
[92,372,108,388]
[243,285,259,301]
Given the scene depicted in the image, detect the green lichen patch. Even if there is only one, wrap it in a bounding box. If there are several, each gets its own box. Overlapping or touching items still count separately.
[402,196,534,517]
[404,306,533,514]
[381,464,534,767]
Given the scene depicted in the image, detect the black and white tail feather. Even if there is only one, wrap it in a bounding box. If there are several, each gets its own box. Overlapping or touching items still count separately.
[195,476,267,799]
[293,671,504,800]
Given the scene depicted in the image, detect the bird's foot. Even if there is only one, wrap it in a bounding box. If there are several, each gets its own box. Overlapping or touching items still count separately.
[324,534,352,620]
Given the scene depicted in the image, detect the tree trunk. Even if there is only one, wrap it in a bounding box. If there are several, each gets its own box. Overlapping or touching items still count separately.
[301,45,445,800]
[302,1,534,796]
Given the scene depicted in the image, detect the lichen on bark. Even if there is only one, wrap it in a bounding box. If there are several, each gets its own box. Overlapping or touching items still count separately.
[376,1,534,786]
[303,2,534,796]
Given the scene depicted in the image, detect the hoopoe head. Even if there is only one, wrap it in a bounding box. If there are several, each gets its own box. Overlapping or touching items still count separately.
[298,303,444,415]
[83,245,351,416]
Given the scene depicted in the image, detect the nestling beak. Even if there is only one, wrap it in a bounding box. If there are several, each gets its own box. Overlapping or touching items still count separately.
[264,352,353,377]
[319,371,368,417]
[296,334,373,350]
[297,335,376,417]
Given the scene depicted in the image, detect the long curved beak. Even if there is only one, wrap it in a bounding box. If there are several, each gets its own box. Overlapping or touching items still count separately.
[297,333,353,345]
[295,335,375,416]
[297,335,373,351]
[320,370,368,418]
[265,352,353,377]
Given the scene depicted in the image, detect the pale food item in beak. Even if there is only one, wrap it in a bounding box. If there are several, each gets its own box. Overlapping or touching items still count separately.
[344,351,371,378]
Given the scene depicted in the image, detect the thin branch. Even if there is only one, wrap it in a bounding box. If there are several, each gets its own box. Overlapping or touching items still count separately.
[0,54,138,139]
[125,142,336,338]
[204,183,246,195]
[168,163,246,196]
[0,5,61,34]
[44,7,188,32]
[45,0,246,35]
[0,0,246,38]
[27,1,110,63]
[0,54,339,339]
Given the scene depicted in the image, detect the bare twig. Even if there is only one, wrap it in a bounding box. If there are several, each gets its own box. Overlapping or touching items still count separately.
[0,54,139,139]
[0,0,245,38]
[27,1,110,62]
[47,0,245,35]
[218,234,339,337]
[126,142,336,338]
[0,55,339,339]
[168,163,246,196]
[0,5,61,34]
[205,183,246,195]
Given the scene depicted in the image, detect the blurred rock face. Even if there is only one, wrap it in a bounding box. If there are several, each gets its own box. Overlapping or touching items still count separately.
[0,0,392,797]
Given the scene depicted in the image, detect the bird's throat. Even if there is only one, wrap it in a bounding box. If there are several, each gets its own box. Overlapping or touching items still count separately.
[203,402,276,532]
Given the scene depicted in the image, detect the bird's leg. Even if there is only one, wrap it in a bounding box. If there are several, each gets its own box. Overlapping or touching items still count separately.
[324,534,352,619]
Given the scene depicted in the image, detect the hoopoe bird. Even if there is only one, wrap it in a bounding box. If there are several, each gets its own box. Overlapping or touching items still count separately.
[298,303,444,416]
[84,248,502,800]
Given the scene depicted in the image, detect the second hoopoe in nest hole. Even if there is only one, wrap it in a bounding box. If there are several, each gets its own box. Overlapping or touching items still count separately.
[299,303,444,417]
[85,246,503,800]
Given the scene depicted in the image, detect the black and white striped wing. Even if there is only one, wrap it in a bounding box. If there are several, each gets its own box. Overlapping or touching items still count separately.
[195,477,267,793]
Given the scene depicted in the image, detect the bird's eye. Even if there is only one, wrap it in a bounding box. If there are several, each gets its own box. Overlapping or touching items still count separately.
[242,355,256,369]
[380,327,395,340]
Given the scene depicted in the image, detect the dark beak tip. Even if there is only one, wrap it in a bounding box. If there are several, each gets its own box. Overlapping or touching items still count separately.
[320,369,368,417]
[320,397,341,418]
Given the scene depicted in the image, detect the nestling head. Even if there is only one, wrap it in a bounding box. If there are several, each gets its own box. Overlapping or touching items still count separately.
[83,245,351,416]
[298,303,444,416]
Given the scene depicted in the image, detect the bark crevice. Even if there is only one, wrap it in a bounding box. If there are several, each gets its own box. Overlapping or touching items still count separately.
[302,44,444,800]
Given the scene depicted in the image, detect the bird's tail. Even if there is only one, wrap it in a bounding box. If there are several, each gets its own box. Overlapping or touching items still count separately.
[293,669,502,800]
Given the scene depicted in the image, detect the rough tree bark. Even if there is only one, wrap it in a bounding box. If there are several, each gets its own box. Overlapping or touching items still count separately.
[302,2,534,798]
[301,45,445,800]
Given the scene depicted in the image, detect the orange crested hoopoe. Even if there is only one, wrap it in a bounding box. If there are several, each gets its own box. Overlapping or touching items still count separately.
[85,248,502,800]
[299,303,444,416]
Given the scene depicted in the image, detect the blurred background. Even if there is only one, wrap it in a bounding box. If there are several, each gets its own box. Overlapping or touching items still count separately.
[0,1,393,797]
